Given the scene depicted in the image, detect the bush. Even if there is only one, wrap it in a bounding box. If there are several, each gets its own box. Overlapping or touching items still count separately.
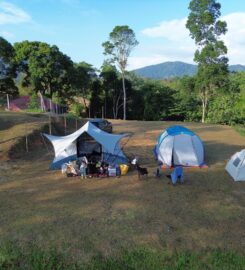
[69,102,84,118]
[27,93,42,112]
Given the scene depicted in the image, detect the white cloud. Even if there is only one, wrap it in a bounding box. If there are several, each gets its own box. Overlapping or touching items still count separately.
[142,17,189,41]
[0,30,14,39]
[130,12,245,70]
[222,12,245,65]
[0,1,31,25]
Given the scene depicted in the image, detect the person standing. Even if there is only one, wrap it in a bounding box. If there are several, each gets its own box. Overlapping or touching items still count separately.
[80,160,87,179]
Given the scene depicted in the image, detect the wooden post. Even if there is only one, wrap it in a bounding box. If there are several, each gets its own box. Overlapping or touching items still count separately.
[49,114,52,135]
[102,106,104,118]
[75,118,78,130]
[25,122,28,152]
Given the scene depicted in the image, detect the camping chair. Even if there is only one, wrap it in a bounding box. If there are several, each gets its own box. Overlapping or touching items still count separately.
[170,166,184,185]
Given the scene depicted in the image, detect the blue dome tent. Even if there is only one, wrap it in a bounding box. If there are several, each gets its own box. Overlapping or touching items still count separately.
[154,125,205,167]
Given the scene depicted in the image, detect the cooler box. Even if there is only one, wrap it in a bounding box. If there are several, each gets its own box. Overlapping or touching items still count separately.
[108,167,117,177]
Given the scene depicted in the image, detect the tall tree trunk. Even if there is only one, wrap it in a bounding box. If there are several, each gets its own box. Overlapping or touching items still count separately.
[201,88,208,123]
[201,99,206,123]
[82,88,89,117]
[122,71,126,120]
[114,92,122,119]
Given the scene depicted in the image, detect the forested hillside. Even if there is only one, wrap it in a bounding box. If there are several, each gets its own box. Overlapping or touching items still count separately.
[133,61,245,79]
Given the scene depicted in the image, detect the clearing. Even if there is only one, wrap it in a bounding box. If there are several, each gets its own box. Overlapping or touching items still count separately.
[0,112,245,263]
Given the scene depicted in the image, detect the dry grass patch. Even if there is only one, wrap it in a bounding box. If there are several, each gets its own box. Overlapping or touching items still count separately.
[0,114,245,262]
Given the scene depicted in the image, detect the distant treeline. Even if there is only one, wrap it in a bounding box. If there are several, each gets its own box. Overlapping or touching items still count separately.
[0,37,244,125]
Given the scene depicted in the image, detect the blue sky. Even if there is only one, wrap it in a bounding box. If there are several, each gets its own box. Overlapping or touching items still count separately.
[1,0,245,70]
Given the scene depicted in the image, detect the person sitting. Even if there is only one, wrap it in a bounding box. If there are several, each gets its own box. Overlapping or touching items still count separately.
[66,162,78,177]
[87,157,98,177]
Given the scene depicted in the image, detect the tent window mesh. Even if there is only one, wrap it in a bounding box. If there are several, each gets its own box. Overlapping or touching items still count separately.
[233,157,241,167]
[77,132,101,158]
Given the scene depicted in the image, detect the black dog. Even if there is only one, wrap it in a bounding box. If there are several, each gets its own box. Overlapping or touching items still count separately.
[135,163,148,180]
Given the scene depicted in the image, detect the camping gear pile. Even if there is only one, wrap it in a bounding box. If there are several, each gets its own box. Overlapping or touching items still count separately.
[61,157,125,179]
[61,157,126,178]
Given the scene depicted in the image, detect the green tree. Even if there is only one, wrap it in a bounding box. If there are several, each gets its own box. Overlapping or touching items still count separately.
[228,72,245,124]
[126,72,145,120]
[69,102,84,118]
[0,37,18,98]
[142,80,174,121]
[186,0,229,123]
[14,41,74,99]
[102,25,138,120]
[72,61,96,116]
[100,63,123,119]
[27,92,40,111]
[89,79,103,118]
[167,76,201,121]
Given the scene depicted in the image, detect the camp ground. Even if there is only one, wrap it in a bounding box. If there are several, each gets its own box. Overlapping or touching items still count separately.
[1,0,245,267]
[1,112,245,268]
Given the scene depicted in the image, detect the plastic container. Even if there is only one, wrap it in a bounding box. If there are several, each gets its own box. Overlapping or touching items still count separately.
[119,164,129,175]
[108,167,117,177]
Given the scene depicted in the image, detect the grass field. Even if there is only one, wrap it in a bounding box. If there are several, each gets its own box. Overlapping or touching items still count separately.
[0,112,245,268]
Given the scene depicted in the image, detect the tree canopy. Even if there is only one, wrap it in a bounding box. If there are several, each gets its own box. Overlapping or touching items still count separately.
[186,0,229,123]
[0,37,18,98]
[14,41,74,98]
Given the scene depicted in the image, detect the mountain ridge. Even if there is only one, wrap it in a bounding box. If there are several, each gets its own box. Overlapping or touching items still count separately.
[133,61,245,80]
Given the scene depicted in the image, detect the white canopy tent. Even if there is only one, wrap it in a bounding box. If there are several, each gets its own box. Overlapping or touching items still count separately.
[43,121,129,169]
[226,149,245,181]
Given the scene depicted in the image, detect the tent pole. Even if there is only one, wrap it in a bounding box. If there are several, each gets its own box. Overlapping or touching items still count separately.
[40,133,51,155]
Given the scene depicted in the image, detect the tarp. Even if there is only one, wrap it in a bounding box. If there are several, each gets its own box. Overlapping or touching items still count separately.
[44,121,129,169]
